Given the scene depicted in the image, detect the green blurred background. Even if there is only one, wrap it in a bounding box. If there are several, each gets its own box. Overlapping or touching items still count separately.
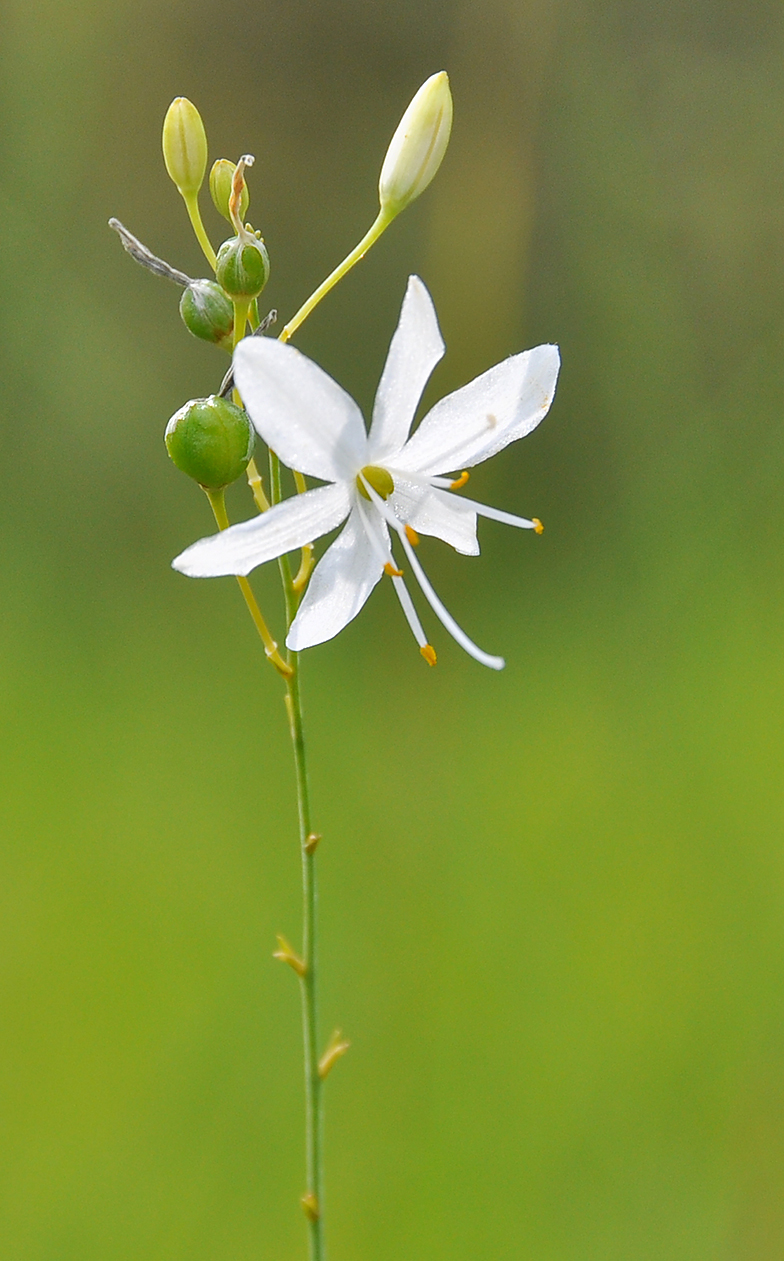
[2,0,784,1256]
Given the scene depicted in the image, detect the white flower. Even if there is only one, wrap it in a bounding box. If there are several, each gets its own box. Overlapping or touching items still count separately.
[173,277,560,669]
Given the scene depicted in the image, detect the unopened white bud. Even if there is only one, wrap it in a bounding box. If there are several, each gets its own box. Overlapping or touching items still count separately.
[378,71,453,217]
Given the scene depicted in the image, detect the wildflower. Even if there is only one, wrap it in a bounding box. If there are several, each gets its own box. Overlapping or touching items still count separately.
[173,277,560,668]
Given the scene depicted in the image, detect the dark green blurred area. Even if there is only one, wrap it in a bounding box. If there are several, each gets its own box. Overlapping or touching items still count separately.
[1,0,784,1256]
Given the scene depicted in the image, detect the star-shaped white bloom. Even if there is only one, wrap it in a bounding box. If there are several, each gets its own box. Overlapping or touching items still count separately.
[173,276,560,669]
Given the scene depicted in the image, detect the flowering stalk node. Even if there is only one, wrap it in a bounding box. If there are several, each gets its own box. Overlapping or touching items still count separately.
[301,1193,320,1222]
[273,934,306,978]
[304,831,322,855]
[318,1029,350,1079]
[420,644,437,667]
[265,642,293,678]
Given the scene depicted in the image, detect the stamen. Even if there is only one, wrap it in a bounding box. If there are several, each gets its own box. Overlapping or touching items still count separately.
[361,480,503,668]
[399,532,505,671]
[404,524,420,545]
[532,518,544,534]
[420,644,437,666]
[450,470,470,490]
[445,494,540,531]
[391,574,428,648]
[355,499,429,654]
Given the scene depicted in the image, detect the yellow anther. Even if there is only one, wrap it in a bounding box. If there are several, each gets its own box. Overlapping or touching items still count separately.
[532,518,544,535]
[384,561,404,577]
[450,470,470,490]
[273,934,306,978]
[318,1029,351,1079]
[420,644,437,666]
[304,831,321,855]
[405,524,420,546]
[301,1192,320,1222]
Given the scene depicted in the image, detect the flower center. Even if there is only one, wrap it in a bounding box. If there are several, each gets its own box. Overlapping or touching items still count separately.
[357,465,395,501]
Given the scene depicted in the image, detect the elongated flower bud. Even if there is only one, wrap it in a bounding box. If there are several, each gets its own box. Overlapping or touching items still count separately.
[165,396,254,490]
[210,159,249,222]
[162,97,208,196]
[179,280,234,350]
[378,71,453,216]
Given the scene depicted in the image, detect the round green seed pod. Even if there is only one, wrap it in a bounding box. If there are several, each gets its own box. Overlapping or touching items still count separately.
[179,280,234,350]
[165,396,255,490]
[216,234,270,300]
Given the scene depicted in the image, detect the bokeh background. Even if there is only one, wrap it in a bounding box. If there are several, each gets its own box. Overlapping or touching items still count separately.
[1,0,784,1256]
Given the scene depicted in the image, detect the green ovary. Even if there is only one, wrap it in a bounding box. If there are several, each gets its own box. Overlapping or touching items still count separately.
[357,465,395,500]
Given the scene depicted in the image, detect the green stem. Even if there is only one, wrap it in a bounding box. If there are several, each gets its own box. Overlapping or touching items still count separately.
[280,207,394,343]
[270,449,324,1260]
[267,202,400,1261]
[288,650,323,1261]
[182,191,217,271]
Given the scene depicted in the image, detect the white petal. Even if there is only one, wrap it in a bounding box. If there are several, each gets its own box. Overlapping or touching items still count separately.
[172,482,351,578]
[286,503,384,650]
[388,478,479,555]
[367,276,445,462]
[395,343,560,476]
[234,337,368,481]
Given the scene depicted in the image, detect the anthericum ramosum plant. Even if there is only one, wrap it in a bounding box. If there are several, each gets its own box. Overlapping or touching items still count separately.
[109,70,559,1261]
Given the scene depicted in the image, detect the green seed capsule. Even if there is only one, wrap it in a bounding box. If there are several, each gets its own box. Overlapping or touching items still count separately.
[210,159,249,222]
[216,234,270,300]
[179,280,234,350]
[165,396,255,490]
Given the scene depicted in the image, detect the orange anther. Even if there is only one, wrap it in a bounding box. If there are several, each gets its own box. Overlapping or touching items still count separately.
[450,470,470,490]
[532,518,544,535]
[405,524,420,546]
[384,561,404,577]
[420,644,437,666]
